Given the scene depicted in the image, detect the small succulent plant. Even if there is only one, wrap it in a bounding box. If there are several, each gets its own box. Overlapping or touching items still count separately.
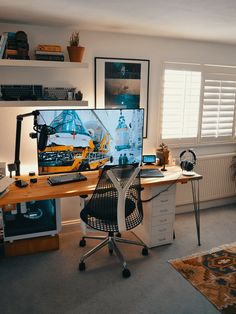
[69,32,80,46]
[158,142,169,151]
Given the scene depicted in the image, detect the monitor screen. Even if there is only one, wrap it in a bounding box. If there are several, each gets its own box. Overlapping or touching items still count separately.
[142,155,156,164]
[36,108,144,175]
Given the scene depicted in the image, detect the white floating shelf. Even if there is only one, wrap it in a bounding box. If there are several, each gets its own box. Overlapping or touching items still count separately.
[0,100,88,107]
[0,59,88,68]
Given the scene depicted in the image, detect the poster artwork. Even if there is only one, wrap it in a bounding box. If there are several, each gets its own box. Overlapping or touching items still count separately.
[104,62,141,108]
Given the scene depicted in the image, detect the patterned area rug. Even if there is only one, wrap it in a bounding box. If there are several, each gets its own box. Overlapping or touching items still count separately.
[170,243,236,314]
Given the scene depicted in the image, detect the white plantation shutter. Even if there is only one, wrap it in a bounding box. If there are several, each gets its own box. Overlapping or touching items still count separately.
[161,69,201,142]
[201,76,236,141]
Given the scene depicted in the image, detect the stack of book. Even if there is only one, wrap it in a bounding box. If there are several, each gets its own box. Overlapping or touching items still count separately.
[0,32,29,59]
[0,32,8,58]
[0,32,19,59]
[4,32,18,59]
[35,45,64,61]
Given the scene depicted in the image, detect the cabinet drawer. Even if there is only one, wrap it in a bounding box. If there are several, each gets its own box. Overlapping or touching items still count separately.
[152,191,175,208]
[151,214,174,227]
[150,231,173,247]
[152,205,175,216]
[152,223,173,234]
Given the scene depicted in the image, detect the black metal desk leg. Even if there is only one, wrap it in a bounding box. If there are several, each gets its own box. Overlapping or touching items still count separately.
[191,180,201,246]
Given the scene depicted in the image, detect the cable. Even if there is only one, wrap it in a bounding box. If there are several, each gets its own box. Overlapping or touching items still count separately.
[141,173,182,203]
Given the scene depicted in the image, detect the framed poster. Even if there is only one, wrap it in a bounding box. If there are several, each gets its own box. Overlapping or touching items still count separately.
[95,57,150,138]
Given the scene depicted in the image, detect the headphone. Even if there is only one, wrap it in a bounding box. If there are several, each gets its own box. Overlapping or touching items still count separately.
[179,149,196,172]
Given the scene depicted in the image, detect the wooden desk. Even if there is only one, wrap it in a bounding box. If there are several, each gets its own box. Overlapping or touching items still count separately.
[0,166,202,246]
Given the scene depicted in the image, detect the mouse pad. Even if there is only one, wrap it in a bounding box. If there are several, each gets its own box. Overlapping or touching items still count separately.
[140,169,164,178]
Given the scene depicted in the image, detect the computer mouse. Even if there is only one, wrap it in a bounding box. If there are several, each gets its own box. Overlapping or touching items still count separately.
[15,179,28,188]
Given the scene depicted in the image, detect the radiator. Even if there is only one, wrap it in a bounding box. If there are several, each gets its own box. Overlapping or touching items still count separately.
[176,153,236,205]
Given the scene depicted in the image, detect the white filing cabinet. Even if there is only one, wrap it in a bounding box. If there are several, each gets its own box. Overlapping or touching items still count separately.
[133,184,176,248]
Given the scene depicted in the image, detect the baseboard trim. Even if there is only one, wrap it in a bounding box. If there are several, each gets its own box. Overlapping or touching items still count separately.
[61,219,80,233]
[176,196,236,214]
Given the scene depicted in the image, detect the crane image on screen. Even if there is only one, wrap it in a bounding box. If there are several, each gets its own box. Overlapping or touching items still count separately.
[36,109,144,175]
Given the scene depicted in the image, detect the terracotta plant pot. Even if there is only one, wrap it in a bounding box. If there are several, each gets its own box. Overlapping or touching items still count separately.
[67,46,85,62]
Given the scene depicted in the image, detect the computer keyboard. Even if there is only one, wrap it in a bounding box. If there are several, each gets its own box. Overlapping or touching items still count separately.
[1,85,43,100]
[140,168,164,178]
[48,172,87,185]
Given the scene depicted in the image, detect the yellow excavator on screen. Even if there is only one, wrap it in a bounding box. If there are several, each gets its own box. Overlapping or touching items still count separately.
[38,110,111,174]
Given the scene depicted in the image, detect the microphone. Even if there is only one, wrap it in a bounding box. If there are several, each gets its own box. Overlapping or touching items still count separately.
[38,124,49,151]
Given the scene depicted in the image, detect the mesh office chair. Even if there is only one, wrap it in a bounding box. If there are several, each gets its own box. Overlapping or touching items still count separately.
[79,163,148,278]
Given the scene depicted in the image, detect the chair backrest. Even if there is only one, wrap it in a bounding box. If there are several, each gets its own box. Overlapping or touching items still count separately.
[83,163,143,232]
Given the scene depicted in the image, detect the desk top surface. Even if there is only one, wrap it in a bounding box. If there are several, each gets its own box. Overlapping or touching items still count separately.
[0,166,202,207]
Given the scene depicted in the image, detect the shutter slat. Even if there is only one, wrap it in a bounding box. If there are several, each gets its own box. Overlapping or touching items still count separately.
[201,77,236,139]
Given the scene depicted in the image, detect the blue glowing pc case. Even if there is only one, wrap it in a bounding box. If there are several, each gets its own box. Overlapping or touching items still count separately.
[2,199,61,242]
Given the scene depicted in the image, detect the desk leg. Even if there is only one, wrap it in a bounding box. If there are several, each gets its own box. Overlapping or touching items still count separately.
[191,180,201,246]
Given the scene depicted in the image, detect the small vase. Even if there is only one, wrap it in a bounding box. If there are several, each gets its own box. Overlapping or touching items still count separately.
[67,46,85,62]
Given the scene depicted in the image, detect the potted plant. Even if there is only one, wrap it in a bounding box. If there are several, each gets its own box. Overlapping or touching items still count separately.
[67,31,85,62]
[156,142,169,166]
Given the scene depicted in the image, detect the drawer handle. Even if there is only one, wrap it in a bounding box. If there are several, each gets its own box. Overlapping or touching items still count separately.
[160,209,168,213]
[159,228,167,232]
[160,199,168,203]
[160,219,167,223]
[158,237,166,241]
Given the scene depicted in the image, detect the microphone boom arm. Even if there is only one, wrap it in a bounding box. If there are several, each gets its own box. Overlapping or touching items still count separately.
[14,110,39,176]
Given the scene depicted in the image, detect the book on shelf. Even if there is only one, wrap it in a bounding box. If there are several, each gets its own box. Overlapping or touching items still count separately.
[6,32,17,50]
[37,44,62,52]
[0,32,8,58]
[35,50,64,56]
[4,49,18,58]
[35,54,65,61]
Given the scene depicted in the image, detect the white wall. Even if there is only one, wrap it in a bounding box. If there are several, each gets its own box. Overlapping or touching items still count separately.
[1,22,236,220]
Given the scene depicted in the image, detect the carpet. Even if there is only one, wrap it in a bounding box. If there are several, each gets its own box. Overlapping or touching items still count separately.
[169,243,236,314]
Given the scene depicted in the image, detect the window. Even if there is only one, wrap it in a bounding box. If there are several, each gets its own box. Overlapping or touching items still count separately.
[201,75,236,141]
[161,66,201,144]
[160,63,236,145]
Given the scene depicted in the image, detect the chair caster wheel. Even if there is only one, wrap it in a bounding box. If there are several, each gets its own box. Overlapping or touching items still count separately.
[142,247,149,256]
[79,239,86,247]
[122,268,131,278]
[109,249,113,255]
[79,261,86,271]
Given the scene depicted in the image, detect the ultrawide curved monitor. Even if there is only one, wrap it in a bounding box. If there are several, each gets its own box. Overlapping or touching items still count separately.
[36,108,144,175]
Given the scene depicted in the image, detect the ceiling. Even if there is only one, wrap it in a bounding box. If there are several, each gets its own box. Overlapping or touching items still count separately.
[1,0,236,44]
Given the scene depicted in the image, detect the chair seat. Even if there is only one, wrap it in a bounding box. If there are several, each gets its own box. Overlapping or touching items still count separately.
[80,198,143,232]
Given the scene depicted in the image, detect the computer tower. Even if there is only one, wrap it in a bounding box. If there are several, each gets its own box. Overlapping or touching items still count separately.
[2,199,61,242]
